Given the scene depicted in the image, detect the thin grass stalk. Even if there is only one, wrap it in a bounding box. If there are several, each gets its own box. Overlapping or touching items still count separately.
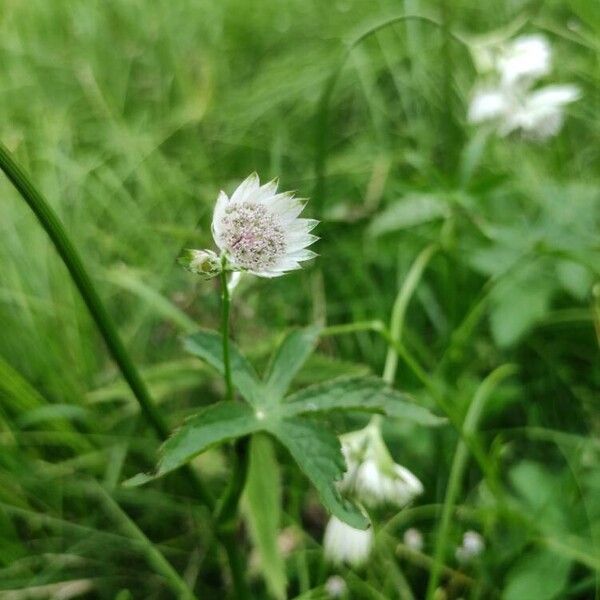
[0,142,249,596]
[95,483,198,600]
[313,14,468,207]
[382,244,438,385]
[425,364,517,598]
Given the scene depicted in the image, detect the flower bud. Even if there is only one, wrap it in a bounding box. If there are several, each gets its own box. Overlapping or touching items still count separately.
[177,249,222,279]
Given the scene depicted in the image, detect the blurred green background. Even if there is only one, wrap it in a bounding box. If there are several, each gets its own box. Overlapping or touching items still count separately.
[0,0,599,598]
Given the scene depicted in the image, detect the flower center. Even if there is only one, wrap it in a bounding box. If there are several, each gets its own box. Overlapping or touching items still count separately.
[221,202,286,271]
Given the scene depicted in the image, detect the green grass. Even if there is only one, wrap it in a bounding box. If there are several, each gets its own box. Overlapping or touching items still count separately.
[1,0,599,598]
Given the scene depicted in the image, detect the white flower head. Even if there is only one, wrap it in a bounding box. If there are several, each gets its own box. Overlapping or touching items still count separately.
[211,173,318,277]
[468,33,579,141]
[323,516,373,567]
[403,527,424,552]
[455,530,485,564]
[339,423,423,509]
[325,575,348,598]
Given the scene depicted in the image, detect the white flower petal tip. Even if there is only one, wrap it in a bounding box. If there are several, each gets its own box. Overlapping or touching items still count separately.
[323,517,373,567]
[211,173,318,278]
[177,249,222,280]
[339,424,424,509]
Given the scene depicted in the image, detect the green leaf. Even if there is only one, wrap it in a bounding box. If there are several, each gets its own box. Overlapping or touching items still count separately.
[281,376,445,426]
[184,330,264,405]
[503,549,571,600]
[157,402,260,477]
[243,434,287,600]
[264,326,321,402]
[489,268,554,347]
[267,418,368,529]
[368,193,448,237]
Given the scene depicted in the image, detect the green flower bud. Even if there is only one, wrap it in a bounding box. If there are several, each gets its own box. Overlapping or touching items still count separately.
[177,249,222,279]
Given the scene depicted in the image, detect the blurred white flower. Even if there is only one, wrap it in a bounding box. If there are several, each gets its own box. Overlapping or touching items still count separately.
[212,173,318,277]
[339,423,423,509]
[502,84,580,139]
[403,527,424,552]
[323,516,373,566]
[325,575,348,598]
[497,35,551,88]
[455,530,485,564]
[468,33,580,140]
[469,83,579,139]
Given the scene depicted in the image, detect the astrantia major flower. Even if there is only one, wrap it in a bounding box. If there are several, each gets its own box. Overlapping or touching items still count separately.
[468,33,580,140]
[212,173,318,277]
[323,516,373,567]
[339,423,423,509]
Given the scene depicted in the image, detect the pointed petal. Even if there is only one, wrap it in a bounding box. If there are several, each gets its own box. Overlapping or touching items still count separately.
[212,190,230,249]
[230,172,260,204]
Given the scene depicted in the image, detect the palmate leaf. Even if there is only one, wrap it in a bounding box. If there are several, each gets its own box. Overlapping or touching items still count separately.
[266,418,369,529]
[281,376,446,426]
[184,330,263,406]
[263,325,322,402]
[130,326,445,526]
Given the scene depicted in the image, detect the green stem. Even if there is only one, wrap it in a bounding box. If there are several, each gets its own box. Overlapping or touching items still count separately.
[220,267,234,402]
[382,245,438,385]
[218,265,251,600]
[425,364,516,599]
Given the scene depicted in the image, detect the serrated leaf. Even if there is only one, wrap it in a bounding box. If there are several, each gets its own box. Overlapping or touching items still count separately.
[184,330,264,405]
[157,402,260,477]
[264,326,322,402]
[243,434,287,600]
[280,376,445,426]
[368,194,448,237]
[267,418,368,529]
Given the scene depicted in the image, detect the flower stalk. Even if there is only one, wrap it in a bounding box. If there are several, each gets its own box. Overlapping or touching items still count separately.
[220,263,235,403]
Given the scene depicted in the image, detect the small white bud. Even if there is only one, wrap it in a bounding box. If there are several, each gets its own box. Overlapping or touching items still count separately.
[455,530,485,564]
[403,527,424,552]
[325,575,347,598]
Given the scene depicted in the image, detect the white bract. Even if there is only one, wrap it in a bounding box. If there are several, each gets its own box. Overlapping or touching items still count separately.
[339,423,423,509]
[323,516,373,567]
[212,173,318,277]
[468,33,579,140]
[455,530,485,564]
